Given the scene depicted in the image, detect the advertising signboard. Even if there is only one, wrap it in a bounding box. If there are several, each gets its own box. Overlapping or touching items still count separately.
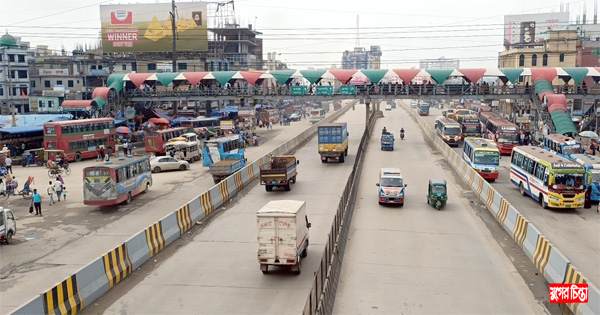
[504,12,569,46]
[100,2,208,53]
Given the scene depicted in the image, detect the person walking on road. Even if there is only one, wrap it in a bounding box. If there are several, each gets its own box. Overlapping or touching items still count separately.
[97,147,105,162]
[5,156,12,174]
[32,189,42,216]
[62,186,68,201]
[47,181,55,206]
[54,179,63,202]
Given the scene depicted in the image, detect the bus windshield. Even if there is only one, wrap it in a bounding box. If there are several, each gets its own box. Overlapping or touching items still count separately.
[562,144,582,155]
[464,125,481,133]
[474,151,499,165]
[553,173,585,190]
[444,127,461,135]
[456,110,470,116]
[497,133,519,144]
[380,177,403,187]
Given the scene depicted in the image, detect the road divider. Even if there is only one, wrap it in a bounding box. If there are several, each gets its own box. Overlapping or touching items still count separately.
[11,101,357,315]
[402,101,599,314]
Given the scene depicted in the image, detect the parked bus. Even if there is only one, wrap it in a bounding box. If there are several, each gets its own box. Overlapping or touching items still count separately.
[179,117,220,134]
[202,134,245,167]
[542,134,583,160]
[83,156,152,206]
[478,111,502,132]
[258,109,280,125]
[454,108,471,123]
[43,118,116,162]
[309,108,326,124]
[460,114,482,140]
[483,118,520,155]
[510,146,585,209]
[145,127,187,155]
[418,103,430,116]
[435,117,461,147]
[462,138,500,181]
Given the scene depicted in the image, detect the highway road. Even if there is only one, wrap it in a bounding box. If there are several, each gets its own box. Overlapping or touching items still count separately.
[80,103,365,314]
[419,105,600,287]
[0,101,352,314]
[332,103,544,314]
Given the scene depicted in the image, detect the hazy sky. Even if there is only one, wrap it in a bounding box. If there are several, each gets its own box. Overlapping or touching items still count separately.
[1,0,597,69]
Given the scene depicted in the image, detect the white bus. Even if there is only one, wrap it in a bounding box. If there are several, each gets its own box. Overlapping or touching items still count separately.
[462,138,500,181]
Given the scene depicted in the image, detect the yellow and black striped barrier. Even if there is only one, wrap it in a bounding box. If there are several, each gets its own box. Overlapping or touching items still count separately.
[512,214,528,247]
[200,191,213,216]
[43,275,83,315]
[234,172,243,191]
[485,186,495,209]
[103,244,133,288]
[176,204,193,235]
[532,235,551,273]
[218,180,229,202]
[468,169,475,187]
[145,222,166,257]
[476,177,484,195]
[497,199,509,224]
[247,164,255,180]
[564,265,588,315]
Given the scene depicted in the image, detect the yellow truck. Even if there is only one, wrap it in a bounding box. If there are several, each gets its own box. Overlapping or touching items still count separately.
[318,123,349,163]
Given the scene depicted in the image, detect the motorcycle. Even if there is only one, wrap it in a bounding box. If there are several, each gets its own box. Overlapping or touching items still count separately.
[400,131,405,140]
[252,138,259,147]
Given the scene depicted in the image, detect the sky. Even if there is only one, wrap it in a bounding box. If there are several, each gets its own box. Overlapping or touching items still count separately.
[1,0,597,69]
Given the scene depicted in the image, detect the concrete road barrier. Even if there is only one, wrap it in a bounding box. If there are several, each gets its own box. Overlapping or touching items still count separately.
[145,222,166,258]
[176,204,194,235]
[125,230,152,271]
[42,275,83,315]
[522,223,542,262]
[160,212,182,246]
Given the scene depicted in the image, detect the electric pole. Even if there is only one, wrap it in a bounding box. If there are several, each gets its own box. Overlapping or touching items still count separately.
[171,0,177,72]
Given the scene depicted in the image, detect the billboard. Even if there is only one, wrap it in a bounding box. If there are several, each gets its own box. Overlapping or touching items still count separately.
[504,12,570,46]
[100,2,208,53]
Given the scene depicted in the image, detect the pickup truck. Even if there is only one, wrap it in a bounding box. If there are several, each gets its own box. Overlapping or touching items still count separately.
[0,207,17,244]
[257,200,311,275]
[209,158,245,184]
[259,156,299,191]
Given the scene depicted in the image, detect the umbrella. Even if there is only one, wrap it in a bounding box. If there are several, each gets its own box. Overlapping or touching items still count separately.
[116,126,132,134]
[149,117,170,125]
[579,131,598,139]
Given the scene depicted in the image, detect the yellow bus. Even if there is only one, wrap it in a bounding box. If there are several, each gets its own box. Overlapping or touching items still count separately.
[510,146,586,209]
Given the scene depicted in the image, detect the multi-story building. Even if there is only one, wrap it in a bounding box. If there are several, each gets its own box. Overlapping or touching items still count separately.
[419,57,460,70]
[0,33,32,114]
[208,23,263,71]
[341,46,381,69]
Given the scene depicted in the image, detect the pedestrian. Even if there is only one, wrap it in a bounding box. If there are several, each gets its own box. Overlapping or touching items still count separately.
[269,121,273,130]
[97,146,105,162]
[590,143,596,156]
[122,142,128,156]
[584,186,592,209]
[62,186,67,201]
[47,181,55,206]
[5,156,12,174]
[54,179,63,202]
[32,189,42,215]
[128,141,133,155]
[57,174,64,185]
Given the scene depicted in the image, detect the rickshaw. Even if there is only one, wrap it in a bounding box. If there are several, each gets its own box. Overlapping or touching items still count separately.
[426,179,447,210]
[42,149,66,168]
[21,148,46,167]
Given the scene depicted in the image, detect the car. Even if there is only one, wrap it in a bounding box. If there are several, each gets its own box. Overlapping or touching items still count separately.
[410,101,418,108]
[385,104,392,111]
[150,156,190,173]
[289,113,302,121]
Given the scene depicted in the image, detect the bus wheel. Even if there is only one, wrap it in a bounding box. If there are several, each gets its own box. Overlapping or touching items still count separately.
[540,194,548,209]
[75,152,83,162]
[519,183,526,196]
[126,192,131,204]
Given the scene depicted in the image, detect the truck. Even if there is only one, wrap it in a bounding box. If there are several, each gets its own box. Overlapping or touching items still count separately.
[318,123,349,163]
[209,159,245,184]
[0,207,17,244]
[259,156,299,191]
[256,200,311,275]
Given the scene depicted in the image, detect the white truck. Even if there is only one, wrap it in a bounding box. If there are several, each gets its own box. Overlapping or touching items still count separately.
[0,207,17,244]
[256,200,311,275]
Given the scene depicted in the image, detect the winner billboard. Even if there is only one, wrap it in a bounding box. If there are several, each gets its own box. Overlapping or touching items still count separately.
[100,2,208,53]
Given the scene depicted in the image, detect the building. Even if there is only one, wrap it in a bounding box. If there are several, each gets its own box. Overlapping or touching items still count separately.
[265,52,288,71]
[208,23,263,71]
[0,32,32,114]
[341,46,381,69]
[419,57,460,70]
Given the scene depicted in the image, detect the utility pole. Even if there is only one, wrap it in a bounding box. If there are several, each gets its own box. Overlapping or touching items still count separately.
[171,0,177,72]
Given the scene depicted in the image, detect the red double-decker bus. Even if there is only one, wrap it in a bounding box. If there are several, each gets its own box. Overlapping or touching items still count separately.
[43,118,117,162]
[478,111,502,133]
[145,127,187,154]
[483,118,520,155]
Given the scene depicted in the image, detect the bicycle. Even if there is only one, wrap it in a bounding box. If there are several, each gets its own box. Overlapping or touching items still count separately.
[48,166,71,178]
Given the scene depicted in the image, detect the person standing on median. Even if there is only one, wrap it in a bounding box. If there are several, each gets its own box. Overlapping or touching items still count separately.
[47,181,55,206]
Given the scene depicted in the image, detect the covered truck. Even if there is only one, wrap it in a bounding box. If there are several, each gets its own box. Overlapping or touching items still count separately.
[257,200,311,275]
[259,155,299,191]
[318,122,349,163]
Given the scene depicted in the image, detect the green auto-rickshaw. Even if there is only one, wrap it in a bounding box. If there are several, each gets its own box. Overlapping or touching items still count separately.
[427,179,447,210]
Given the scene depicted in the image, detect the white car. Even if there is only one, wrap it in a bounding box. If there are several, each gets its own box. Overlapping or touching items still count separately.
[410,101,418,108]
[150,156,190,173]
[385,104,392,111]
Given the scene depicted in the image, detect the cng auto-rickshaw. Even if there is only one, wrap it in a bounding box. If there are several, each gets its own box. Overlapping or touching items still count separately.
[427,179,447,210]
[21,148,46,167]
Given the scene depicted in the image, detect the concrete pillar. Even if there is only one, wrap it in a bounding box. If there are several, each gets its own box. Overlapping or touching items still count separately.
[365,101,371,132]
